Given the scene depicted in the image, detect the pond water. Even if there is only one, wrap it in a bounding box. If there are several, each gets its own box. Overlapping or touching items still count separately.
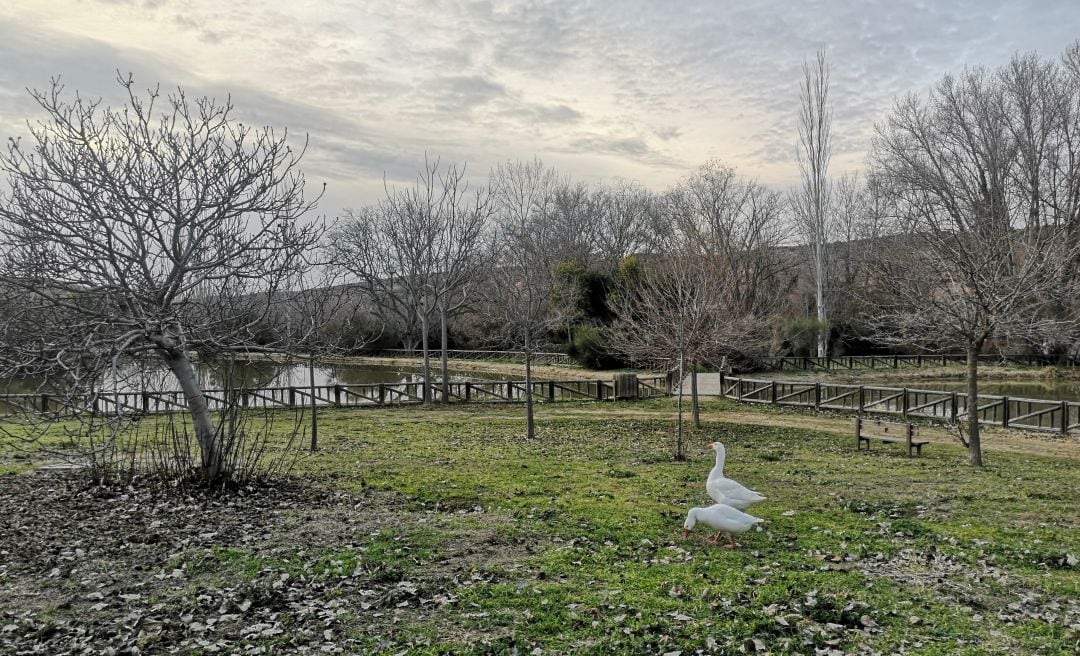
[3,361,523,395]
[896,379,1080,402]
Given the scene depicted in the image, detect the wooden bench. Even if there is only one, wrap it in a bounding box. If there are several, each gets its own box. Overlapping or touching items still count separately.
[855,417,928,457]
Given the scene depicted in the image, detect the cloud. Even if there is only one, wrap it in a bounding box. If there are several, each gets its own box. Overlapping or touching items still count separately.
[423,75,507,112]
[4,0,1080,202]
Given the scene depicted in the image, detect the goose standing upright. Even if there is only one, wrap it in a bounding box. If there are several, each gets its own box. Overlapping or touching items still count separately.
[706,441,766,510]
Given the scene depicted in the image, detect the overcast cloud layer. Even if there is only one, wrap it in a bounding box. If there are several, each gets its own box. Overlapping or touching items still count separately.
[2,0,1078,214]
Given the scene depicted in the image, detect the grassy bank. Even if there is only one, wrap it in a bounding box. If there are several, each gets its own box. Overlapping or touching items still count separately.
[1,399,1078,654]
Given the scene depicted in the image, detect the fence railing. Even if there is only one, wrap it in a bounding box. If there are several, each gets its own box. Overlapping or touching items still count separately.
[360,349,573,366]
[755,353,1080,372]
[0,375,668,419]
[717,374,1080,434]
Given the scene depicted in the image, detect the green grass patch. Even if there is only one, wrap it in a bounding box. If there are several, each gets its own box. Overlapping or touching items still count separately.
[3,398,1078,653]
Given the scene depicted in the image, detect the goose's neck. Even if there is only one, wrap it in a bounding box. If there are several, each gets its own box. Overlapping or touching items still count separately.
[712,448,726,476]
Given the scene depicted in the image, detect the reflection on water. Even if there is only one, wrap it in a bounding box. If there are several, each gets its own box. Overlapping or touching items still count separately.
[1,360,521,395]
[904,378,1080,402]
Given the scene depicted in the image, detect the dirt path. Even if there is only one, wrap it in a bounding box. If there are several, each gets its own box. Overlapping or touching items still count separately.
[368,402,1080,460]
[694,407,1080,459]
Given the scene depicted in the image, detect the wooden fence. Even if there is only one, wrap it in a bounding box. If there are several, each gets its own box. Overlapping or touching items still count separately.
[0,376,668,419]
[717,375,1080,434]
[361,349,573,366]
[756,353,1080,372]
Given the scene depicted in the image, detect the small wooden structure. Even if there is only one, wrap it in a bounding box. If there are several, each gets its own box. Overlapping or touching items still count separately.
[613,373,639,400]
[855,417,928,457]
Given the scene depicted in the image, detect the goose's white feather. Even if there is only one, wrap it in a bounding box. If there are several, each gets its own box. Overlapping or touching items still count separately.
[706,441,766,509]
[683,503,764,535]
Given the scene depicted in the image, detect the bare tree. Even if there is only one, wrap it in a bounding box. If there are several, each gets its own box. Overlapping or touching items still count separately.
[333,158,492,403]
[429,163,495,403]
[0,75,324,484]
[486,159,559,439]
[609,253,755,460]
[868,55,1079,465]
[593,180,664,266]
[667,161,791,425]
[792,49,834,357]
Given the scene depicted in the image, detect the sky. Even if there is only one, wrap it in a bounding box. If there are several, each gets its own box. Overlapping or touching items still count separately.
[1,0,1079,216]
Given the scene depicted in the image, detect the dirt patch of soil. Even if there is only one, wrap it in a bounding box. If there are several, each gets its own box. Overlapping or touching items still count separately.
[0,470,526,654]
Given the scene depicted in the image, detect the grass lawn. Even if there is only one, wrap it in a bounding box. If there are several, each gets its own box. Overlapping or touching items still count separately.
[1,396,1078,654]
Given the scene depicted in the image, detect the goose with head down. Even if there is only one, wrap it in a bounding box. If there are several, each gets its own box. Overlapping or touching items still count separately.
[683,503,764,548]
[706,441,766,510]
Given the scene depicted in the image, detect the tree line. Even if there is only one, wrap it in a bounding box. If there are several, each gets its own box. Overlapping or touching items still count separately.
[3,42,1080,482]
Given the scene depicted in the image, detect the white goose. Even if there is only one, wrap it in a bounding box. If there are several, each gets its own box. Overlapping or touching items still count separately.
[706,441,766,510]
[683,504,764,548]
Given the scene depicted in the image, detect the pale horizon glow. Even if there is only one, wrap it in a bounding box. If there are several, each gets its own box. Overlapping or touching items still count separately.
[1,0,1078,215]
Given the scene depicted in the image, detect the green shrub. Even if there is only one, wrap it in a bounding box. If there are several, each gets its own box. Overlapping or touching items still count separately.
[571,325,625,369]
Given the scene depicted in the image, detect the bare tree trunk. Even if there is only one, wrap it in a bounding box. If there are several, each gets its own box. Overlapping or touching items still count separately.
[308,354,318,452]
[420,313,431,404]
[675,351,686,461]
[525,331,535,440]
[161,349,220,481]
[690,364,700,428]
[966,345,983,466]
[440,304,450,404]
[816,266,828,358]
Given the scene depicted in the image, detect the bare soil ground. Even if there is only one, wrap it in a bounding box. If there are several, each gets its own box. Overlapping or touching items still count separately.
[0,472,528,654]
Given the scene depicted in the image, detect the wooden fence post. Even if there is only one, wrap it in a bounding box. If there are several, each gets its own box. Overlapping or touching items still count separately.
[288,387,296,407]
[378,383,386,405]
[814,383,821,411]
[464,382,471,402]
[40,394,49,413]
[1060,401,1068,434]
[905,422,914,457]
[596,379,604,401]
[718,372,725,397]
[334,384,342,407]
[858,386,864,414]
[770,380,777,404]
[1001,396,1010,428]
[548,381,555,402]
[902,388,909,419]
[950,392,958,423]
